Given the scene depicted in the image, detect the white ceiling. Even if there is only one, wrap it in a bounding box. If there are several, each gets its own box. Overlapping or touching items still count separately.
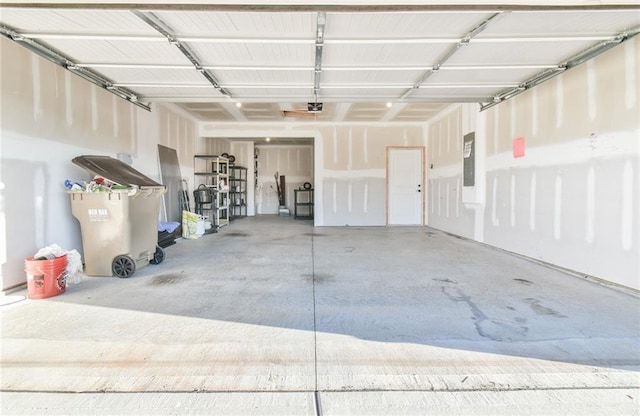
[1,3,639,123]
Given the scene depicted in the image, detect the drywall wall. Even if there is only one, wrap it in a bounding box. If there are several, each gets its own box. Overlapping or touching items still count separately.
[428,37,640,290]
[199,124,428,226]
[0,38,197,291]
[255,145,313,214]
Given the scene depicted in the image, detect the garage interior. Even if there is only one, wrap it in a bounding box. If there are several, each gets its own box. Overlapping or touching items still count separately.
[1,1,639,414]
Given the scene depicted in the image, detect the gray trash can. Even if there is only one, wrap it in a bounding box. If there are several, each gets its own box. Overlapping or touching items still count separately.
[69,155,166,278]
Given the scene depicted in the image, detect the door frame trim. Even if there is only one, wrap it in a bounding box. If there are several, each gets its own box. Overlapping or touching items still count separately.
[386,146,425,226]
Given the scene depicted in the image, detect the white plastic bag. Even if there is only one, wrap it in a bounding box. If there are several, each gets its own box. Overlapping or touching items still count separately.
[65,249,84,284]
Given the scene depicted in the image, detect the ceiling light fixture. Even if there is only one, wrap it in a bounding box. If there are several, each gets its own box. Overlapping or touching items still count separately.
[265,137,271,142]
[236,102,242,108]
[386,102,393,108]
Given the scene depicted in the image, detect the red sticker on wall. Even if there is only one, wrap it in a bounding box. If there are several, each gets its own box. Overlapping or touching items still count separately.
[513,137,525,158]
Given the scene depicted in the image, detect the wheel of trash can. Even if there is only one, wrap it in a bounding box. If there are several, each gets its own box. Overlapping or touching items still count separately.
[150,245,165,265]
[112,255,136,278]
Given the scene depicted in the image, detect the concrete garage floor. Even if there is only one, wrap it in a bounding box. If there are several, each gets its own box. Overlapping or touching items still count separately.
[1,216,639,415]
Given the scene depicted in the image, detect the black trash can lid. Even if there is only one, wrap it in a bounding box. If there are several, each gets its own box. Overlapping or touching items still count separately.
[72,155,163,188]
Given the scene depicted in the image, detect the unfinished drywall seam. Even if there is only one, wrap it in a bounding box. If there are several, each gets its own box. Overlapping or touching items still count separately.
[530,172,536,231]
[456,176,460,218]
[91,85,98,131]
[510,174,516,227]
[332,127,338,164]
[348,128,353,170]
[532,87,538,137]
[555,76,563,129]
[586,165,595,244]
[491,176,498,227]
[31,55,42,121]
[493,105,499,155]
[587,59,597,121]
[130,105,137,157]
[554,175,562,240]
[622,160,633,251]
[34,165,45,249]
[510,98,516,138]
[112,96,118,138]
[64,71,72,126]
[625,40,637,109]
[332,181,337,213]
[363,182,369,214]
[430,179,434,216]
[438,181,442,217]
[446,182,450,218]
[363,128,369,163]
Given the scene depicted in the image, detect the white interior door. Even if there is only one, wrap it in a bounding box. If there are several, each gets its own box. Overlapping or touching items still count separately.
[388,148,423,225]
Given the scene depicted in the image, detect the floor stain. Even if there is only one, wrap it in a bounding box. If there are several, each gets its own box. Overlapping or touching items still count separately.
[223,232,250,237]
[148,273,188,286]
[434,278,457,284]
[305,233,325,237]
[302,273,335,283]
[344,247,355,253]
[514,278,534,285]
[524,298,567,318]
[442,287,528,342]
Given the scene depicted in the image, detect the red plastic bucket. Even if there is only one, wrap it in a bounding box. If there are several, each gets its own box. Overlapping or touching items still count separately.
[24,255,67,299]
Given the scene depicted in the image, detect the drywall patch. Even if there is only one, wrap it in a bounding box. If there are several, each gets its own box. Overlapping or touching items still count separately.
[586,165,595,244]
[554,175,562,240]
[622,160,633,251]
